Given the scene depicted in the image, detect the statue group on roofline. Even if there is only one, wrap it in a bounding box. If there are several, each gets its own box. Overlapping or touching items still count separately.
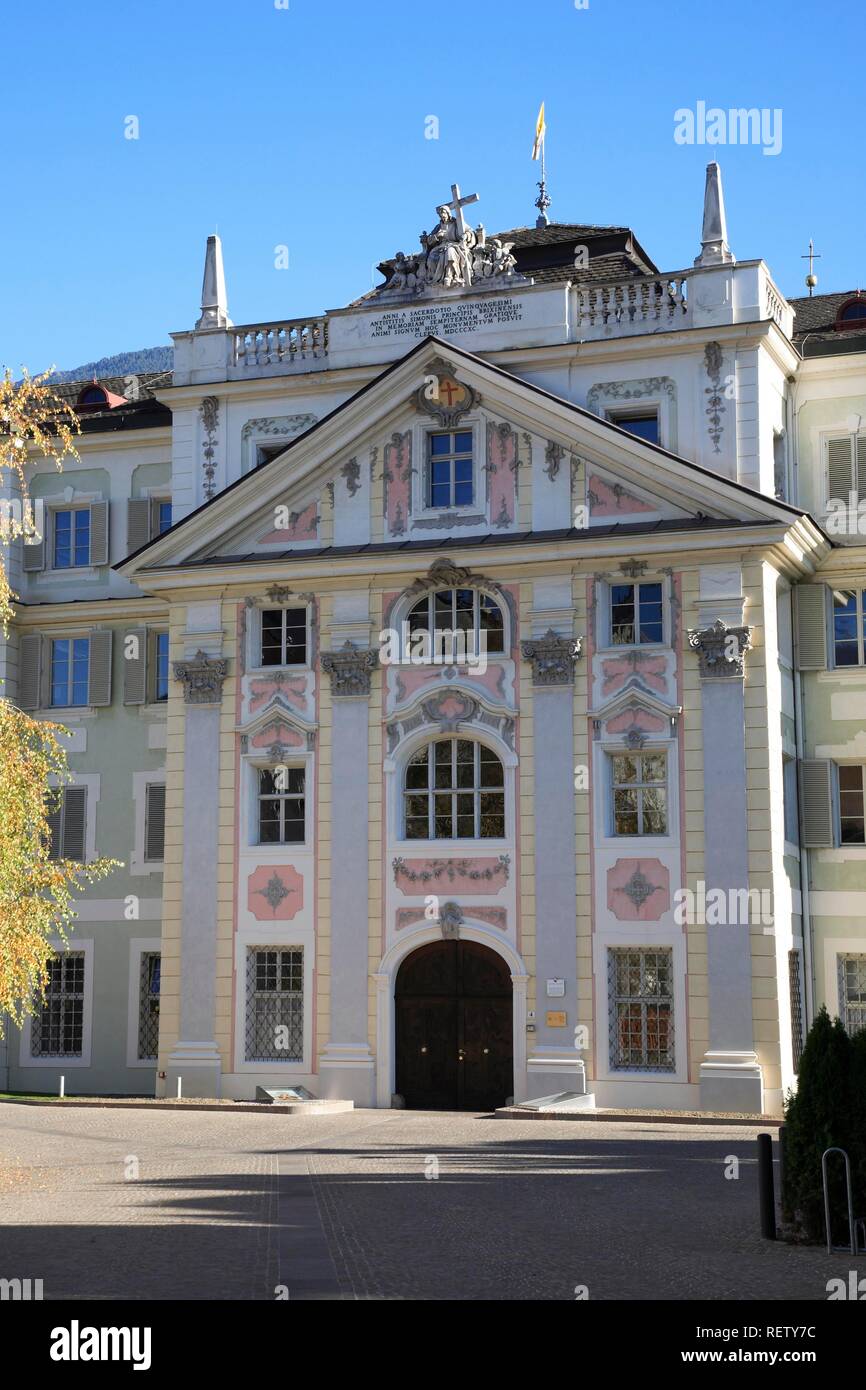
[377,203,520,299]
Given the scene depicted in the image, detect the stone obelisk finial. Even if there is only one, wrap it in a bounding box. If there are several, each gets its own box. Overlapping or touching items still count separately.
[195,234,232,330]
[694,162,735,267]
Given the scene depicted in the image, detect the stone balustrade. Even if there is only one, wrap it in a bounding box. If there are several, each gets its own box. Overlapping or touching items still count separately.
[232,317,329,371]
[575,274,692,337]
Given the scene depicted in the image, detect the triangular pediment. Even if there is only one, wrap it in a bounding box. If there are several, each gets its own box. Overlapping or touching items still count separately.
[117,335,817,580]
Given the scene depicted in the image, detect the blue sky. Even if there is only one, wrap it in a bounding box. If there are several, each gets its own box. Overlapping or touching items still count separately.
[2,0,863,372]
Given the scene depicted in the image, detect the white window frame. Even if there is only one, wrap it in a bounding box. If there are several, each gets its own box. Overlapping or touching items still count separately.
[594,738,677,851]
[402,736,507,842]
[49,634,91,710]
[608,747,670,839]
[243,753,314,851]
[605,406,662,447]
[255,764,307,847]
[389,731,515,852]
[398,586,508,663]
[410,417,484,523]
[830,585,866,669]
[126,937,162,1068]
[19,938,94,1069]
[838,763,866,847]
[599,575,669,651]
[130,770,165,875]
[50,504,92,570]
[838,953,866,1035]
[588,378,675,451]
[246,602,312,674]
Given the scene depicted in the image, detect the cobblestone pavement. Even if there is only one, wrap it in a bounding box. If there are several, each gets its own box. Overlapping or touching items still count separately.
[0,1104,850,1301]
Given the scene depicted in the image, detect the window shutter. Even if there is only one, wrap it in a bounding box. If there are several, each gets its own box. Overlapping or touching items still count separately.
[144,783,166,862]
[126,499,151,555]
[23,534,45,571]
[794,585,827,671]
[799,760,834,848]
[88,631,113,707]
[857,436,866,505]
[18,633,42,710]
[123,627,148,705]
[827,437,854,505]
[89,501,110,566]
[45,790,62,860]
[62,787,87,861]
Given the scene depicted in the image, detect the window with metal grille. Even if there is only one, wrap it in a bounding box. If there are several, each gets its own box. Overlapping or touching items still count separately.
[260,608,307,666]
[258,767,305,844]
[428,430,473,508]
[406,588,505,657]
[789,948,804,1073]
[137,952,161,1060]
[245,947,303,1062]
[50,637,90,707]
[53,508,90,568]
[610,581,664,645]
[611,752,667,836]
[31,951,85,1057]
[608,948,675,1072]
[144,783,166,862]
[404,738,505,840]
[832,589,866,667]
[838,765,866,845]
[839,955,866,1035]
[46,786,87,862]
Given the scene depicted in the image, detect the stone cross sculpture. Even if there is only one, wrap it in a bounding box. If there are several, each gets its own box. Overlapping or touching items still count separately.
[376,184,524,300]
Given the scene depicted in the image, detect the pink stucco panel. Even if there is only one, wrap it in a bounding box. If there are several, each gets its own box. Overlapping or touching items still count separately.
[601,652,668,697]
[607,858,670,922]
[606,707,668,736]
[487,423,516,528]
[250,721,305,751]
[588,472,655,517]
[248,674,308,716]
[247,864,305,921]
[384,431,412,537]
[258,499,319,544]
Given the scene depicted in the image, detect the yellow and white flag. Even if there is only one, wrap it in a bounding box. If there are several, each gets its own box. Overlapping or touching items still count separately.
[531,102,546,160]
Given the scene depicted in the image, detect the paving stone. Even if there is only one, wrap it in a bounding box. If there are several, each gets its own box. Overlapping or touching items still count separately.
[0,1103,850,1301]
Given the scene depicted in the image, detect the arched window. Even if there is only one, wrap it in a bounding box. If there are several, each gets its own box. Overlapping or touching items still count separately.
[406,588,505,658]
[404,738,505,840]
[835,297,866,331]
[78,386,107,406]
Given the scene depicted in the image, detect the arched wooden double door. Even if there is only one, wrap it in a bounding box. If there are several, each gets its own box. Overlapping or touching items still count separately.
[395,939,513,1111]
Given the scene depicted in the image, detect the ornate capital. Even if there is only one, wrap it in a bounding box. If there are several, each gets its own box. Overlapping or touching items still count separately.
[173,649,229,704]
[321,641,379,697]
[687,619,752,678]
[521,629,582,686]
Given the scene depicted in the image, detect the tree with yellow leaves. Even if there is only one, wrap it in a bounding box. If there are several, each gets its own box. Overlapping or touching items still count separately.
[0,370,117,1031]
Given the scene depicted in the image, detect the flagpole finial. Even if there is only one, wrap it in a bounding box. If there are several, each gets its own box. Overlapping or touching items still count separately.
[532,101,550,227]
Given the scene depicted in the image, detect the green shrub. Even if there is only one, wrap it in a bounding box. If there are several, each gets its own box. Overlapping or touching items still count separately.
[782,1007,856,1241]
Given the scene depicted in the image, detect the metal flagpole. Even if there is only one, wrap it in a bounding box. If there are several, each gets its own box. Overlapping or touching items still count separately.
[535,128,551,227]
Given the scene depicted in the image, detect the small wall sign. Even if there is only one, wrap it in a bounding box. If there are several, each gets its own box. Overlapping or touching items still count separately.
[546,978,565,997]
[546,1011,567,1028]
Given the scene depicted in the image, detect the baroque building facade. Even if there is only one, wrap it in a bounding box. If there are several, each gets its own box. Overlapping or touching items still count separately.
[1,165,864,1114]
